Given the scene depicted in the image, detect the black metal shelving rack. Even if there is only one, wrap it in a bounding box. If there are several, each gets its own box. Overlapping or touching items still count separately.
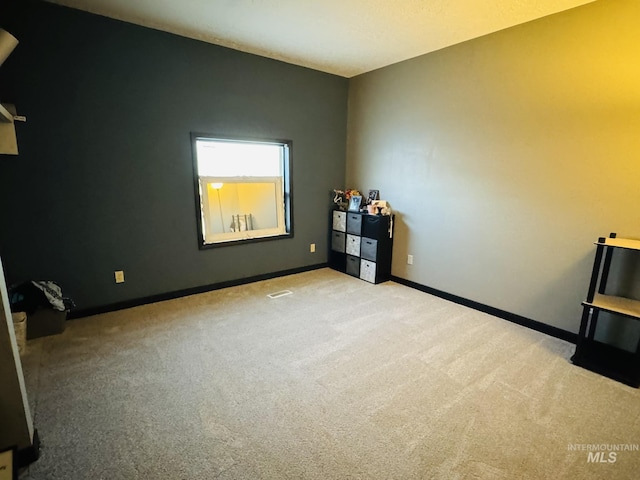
[571,232,640,387]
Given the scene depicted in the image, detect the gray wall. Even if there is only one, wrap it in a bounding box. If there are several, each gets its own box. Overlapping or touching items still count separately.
[0,1,347,311]
[347,0,640,346]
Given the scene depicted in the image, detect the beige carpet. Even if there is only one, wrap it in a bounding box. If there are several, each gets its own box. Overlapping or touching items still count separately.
[18,268,640,479]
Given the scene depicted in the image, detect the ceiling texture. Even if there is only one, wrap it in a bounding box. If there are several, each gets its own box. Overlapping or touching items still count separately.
[45,0,596,77]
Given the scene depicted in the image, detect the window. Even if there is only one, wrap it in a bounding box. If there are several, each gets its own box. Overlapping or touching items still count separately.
[192,134,292,247]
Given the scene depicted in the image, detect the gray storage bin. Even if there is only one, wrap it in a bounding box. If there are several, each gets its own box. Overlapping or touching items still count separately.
[360,237,378,262]
[346,255,360,277]
[331,231,346,252]
[346,212,362,235]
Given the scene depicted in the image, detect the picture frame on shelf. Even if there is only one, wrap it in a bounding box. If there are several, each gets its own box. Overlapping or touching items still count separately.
[367,189,379,202]
[348,195,362,212]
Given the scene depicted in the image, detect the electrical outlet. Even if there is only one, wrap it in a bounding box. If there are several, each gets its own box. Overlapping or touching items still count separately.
[407,255,414,265]
[114,270,125,283]
[310,243,316,253]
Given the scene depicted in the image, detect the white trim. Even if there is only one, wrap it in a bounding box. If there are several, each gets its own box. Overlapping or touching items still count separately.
[0,256,34,446]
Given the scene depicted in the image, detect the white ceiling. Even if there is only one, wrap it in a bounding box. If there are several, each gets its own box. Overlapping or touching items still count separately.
[46,0,596,78]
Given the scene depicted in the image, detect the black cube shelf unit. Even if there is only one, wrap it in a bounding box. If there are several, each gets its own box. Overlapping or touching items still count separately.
[329,209,394,284]
[572,232,640,387]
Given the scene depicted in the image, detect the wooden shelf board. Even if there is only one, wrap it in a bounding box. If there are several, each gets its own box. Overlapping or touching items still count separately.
[583,294,640,320]
[596,237,640,251]
[0,103,13,123]
[0,103,18,154]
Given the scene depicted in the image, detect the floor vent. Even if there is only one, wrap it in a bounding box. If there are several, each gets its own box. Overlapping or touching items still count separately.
[267,290,293,299]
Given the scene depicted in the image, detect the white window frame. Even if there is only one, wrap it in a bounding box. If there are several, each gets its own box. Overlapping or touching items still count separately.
[192,134,292,248]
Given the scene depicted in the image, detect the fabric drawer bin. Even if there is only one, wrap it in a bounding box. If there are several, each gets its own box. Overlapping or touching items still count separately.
[360,259,376,283]
[346,255,360,277]
[332,211,346,232]
[346,213,362,235]
[331,231,346,252]
[360,237,378,261]
[362,214,386,238]
[346,234,361,256]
